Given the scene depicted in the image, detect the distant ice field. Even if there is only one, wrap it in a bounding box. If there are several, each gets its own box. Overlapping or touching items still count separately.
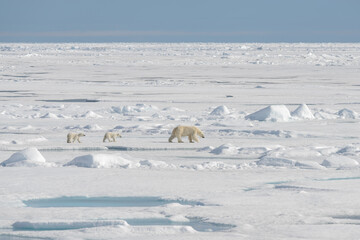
[1,43,360,239]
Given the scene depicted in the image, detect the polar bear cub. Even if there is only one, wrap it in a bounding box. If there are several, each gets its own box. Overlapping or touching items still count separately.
[168,125,205,143]
[67,132,85,143]
[103,132,122,142]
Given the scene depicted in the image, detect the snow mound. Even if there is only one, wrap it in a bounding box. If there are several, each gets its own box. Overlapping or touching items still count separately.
[65,154,137,168]
[210,144,239,155]
[113,106,138,114]
[291,104,315,120]
[80,111,103,119]
[210,105,230,116]
[135,103,159,112]
[40,112,59,119]
[245,105,291,122]
[1,148,48,167]
[337,108,358,119]
[321,155,359,169]
[313,109,337,120]
[83,124,103,131]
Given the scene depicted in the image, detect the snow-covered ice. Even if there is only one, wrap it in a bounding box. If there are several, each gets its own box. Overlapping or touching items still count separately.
[1,43,360,239]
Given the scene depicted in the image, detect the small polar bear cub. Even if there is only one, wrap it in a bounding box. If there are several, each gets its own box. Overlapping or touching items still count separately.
[67,132,85,143]
[169,125,205,143]
[103,132,122,142]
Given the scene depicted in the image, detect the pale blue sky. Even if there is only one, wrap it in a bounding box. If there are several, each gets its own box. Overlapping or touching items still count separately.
[1,0,359,42]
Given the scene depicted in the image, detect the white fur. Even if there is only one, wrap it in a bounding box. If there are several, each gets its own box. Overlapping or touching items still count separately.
[67,132,85,143]
[103,132,122,142]
[168,125,205,143]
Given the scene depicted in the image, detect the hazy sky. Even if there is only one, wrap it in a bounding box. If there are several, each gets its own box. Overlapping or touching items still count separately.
[1,0,359,42]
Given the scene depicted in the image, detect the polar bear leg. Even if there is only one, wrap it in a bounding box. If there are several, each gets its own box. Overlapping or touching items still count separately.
[112,136,116,142]
[76,136,81,143]
[192,134,199,143]
[188,135,193,143]
[168,134,176,142]
[177,136,184,143]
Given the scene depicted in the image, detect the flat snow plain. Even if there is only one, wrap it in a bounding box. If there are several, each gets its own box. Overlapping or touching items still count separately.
[1,43,360,239]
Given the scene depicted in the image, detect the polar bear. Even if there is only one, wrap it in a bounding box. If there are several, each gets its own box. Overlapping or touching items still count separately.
[67,132,85,143]
[168,125,205,143]
[103,132,122,142]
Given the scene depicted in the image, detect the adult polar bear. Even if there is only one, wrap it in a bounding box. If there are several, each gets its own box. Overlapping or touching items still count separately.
[168,125,205,143]
[103,132,122,142]
[67,132,85,143]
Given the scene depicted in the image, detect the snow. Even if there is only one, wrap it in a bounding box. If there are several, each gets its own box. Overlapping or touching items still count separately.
[1,43,360,239]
